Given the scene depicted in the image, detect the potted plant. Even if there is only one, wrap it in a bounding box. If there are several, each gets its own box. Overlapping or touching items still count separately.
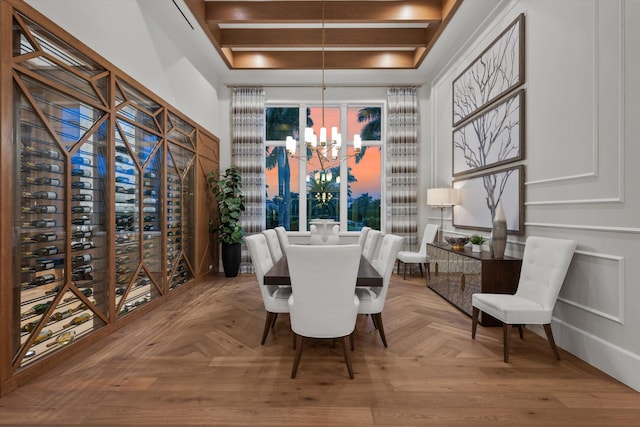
[208,165,245,277]
[469,234,487,253]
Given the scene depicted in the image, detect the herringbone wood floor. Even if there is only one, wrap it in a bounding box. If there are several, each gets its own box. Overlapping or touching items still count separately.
[1,272,639,426]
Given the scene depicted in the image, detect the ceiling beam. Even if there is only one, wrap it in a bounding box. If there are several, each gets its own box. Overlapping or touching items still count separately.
[220,28,433,48]
[231,50,417,69]
[205,1,444,23]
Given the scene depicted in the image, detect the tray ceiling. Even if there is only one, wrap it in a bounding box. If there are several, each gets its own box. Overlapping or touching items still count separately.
[184,0,464,70]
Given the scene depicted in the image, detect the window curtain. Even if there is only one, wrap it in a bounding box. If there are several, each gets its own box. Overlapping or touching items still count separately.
[231,87,265,273]
[386,87,418,251]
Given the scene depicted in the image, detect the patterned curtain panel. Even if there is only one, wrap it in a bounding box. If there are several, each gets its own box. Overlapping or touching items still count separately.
[231,87,265,273]
[386,87,418,251]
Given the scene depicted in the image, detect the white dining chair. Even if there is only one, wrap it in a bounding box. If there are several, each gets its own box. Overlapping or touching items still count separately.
[245,234,291,345]
[472,236,576,362]
[356,234,403,347]
[274,226,290,253]
[262,229,283,264]
[396,224,439,279]
[287,244,361,379]
[361,229,381,262]
[357,226,371,250]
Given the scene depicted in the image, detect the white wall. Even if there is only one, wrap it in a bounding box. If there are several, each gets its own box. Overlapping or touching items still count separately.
[427,0,640,391]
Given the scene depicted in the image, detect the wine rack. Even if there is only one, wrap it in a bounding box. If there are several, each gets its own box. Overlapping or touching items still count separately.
[17,119,108,367]
[1,3,217,395]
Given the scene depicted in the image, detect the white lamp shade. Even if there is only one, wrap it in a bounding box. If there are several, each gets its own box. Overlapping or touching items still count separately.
[427,188,460,206]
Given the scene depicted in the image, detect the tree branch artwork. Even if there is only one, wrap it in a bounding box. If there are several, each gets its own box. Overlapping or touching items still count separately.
[453,90,524,176]
[452,14,524,126]
[452,165,524,234]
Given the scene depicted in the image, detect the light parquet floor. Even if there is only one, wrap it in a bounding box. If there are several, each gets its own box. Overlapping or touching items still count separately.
[1,273,639,426]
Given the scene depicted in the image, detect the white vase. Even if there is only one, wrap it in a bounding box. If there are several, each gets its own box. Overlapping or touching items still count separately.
[490,200,507,258]
[472,244,482,253]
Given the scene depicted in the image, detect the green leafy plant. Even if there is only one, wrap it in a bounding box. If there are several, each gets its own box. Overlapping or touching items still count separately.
[208,165,246,244]
[469,234,487,245]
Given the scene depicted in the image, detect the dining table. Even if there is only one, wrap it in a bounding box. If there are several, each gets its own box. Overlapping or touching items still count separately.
[264,255,382,287]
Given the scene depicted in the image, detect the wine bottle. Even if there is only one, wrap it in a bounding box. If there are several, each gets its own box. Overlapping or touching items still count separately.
[25,176,61,186]
[23,145,61,160]
[49,308,75,322]
[143,224,154,231]
[71,241,93,251]
[71,216,91,225]
[143,197,157,204]
[72,193,93,201]
[33,329,53,345]
[115,287,126,296]
[21,320,39,333]
[71,230,92,239]
[62,313,91,329]
[143,233,152,240]
[72,265,93,275]
[62,289,93,303]
[115,155,131,164]
[143,180,152,187]
[23,191,58,200]
[115,176,130,184]
[143,215,156,222]
[143,189,157,197]
[24,161,62,173]
[116,274,131,284]
[71,181,92,189]
[29,218,56,228]
[116,166,134,175]
[25,205,57,214]
[115,145,129,154]
[116,255,130,264]
[71,168,91,177]
[71,155,91,165]
[31,260,56,271]
[24,232,57,243]
[71,205,91,213]
[23,273,56,289]
[72,253,91,265]
[36,245,59,256]
[116,266,132,274]
[144,171,157,179]
[22,302,52,318]
[46,330,76,348]
[142,206,157,213]
[44,284,62,295]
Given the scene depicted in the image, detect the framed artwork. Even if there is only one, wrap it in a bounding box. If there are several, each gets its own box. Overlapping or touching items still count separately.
[453,90,525,177]
[452,14,525,127]
[452,165,524,234]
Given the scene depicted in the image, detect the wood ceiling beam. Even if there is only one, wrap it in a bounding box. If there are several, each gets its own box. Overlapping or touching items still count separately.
[205,1,444,23]
[221,28,433,48]
[232,50,417,70]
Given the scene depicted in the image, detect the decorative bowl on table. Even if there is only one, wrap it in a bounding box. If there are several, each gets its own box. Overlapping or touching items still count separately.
[444,236,470,250]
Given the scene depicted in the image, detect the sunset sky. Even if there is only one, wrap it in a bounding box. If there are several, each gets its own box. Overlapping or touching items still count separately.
[266,106,381,201]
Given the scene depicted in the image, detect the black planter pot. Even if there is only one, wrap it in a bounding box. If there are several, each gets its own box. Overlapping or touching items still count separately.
[221,242,242,277]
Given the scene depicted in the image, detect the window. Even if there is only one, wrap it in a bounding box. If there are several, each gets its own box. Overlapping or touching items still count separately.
[265,104,382,232]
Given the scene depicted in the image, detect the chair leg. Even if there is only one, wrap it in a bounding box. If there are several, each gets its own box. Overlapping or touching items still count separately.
[291,334,304,378]
[543,324,561,360]
[403,263,407,279]
[418,263,423,277]
[271,313,278,328]
[503,323,512,363]
[350,333,355,351]
[342,336,355,379]
[471,307,479,339]
[518,325,524,339]
[396,260,400,275]
[261,311,276,345]
[426,262,431,280]
[373,313,388,347]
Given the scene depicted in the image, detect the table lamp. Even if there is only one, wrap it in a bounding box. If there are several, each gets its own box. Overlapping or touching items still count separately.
[427,188,461,243]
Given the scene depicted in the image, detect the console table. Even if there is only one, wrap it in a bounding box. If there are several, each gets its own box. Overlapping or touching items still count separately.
[427,243,522,326]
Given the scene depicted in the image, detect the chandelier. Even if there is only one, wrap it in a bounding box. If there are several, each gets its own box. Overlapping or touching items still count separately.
[285,0,362,171]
